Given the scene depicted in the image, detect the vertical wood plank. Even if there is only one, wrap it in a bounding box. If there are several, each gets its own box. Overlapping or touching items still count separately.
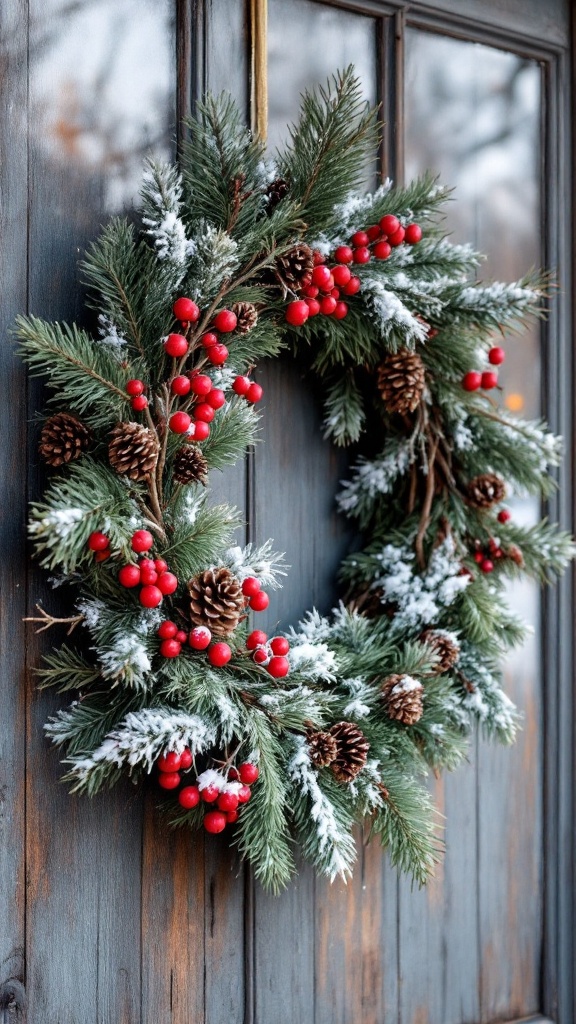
[0,0,28,1007]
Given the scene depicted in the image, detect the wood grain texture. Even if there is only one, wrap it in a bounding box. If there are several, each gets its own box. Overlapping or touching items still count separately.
[0,0,28,1010]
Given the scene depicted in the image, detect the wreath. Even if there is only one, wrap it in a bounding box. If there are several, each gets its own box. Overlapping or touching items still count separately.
[19,69,573,892]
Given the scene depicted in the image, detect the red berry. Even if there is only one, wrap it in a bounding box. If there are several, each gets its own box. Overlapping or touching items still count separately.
[213,310,237,333]
[333,301,349,320]
[226,810,239,824]
[353,247,371,264]
[481,559,494,573]
[242,577,261,597]
[171,375,191,396]
[489,347,505,366]
[126,379,145,396]
[246,629,268,650]
[169,411,192,434]
[164,333,189,358]
[311,265,332,289]
[285,300,310,327]
[405,223,422,244]
[253,646,270,665]
[228,766,240,781]
[201,784,220,804]
[237,785,251,804]
[232,375,251,396]
[201,332,218,348]
[157,751,181,775]
[303,284,319,298]
[194,402,215,423]
[204,811,227,833]
[373,241,392,260]
[180,748,193,770]
[139,564,158,585]
[351,230,369,247]
[88,531,109,551]
[331,264,352,287]
[462,371,482,392]
[118,564,140,588]
[330,288,340,299]
[208,642,232,667]
[217,790,239,812]
[158,771,181,790]
[190,374,212,396]
[334,245,354,264]
[245,383,263,404]
[189,626,212,650]
[305,298,321,317]
[366,224,382,241]
[139,585,163,608]
[94,548,111,562]
[175,630,188,644]
[193,420,210,441]
[270,636,290,656]
[207,343,228,365]
[173,297,200,322]
[312,252,324,266]
[178,785,200,808]
[388,226,406,246]
[239,762,259,784]
[249,591,269,612]
[139,556,155,570]
[157,572,178,596]
[474,551,484,564]
[207,388,226,410]
[160,638,181,658]
[158,620,178,639]
[481,371,498,390]
[343,276,361,296]
[379,214,400,235]
[320,295,337,315]
[132,530,154,553]
[498,509,512,524]
[267,655,290,678]
[154,559,168,574]
[131,395,148,412]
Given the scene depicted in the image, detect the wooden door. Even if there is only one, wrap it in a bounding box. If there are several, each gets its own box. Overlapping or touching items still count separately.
[1,1,573,1022]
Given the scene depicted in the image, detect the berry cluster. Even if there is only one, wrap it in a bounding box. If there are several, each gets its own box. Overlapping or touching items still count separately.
[156,752,259,834]
[470,508,517,574]
[462,346,505,393]
[232,375,263,404]
[117,530,178,608]
[246,629,290,678]
[87,530,112,562]
[284,214,422,328]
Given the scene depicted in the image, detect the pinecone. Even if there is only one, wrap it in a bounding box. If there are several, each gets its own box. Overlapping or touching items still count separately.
[466,473,506,509]
[108,422,160,481]
[381,674,424,725]
[275,243,314,292]
[265,176,289,210]
[188,567,244,637]
[419,629,460,675]
[329,721,370,783]
[307,729,338,769]
[173,444,209,486]
[376,349,426,415]
[39,412,93,467]
[231,301,258,334]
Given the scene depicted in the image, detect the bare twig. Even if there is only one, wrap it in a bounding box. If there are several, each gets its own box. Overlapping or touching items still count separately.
[24,604,85,635]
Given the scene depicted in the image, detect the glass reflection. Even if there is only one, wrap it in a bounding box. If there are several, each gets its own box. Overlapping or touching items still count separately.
[31,0,174,211]
[267,0,376,152]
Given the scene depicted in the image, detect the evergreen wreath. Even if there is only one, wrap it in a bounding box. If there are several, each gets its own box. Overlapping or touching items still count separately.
[19,69,574,892]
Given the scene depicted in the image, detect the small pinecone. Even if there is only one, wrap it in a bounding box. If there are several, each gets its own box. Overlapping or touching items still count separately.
[381,674,424,725]
[329,721,370,783]
[108,422,159,481]
[307,729,338,769]
[275,243,314,291]
[231,301,258,334]
[265,176,289,210]
[188,567,244,637]
[173,444,209,486]
[466,473,506,509]
[420,629,460,675]
[376,349,426,415]
[39,412,93,467]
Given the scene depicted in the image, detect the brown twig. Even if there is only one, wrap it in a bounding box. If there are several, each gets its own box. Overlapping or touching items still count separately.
[24,605,85,635]
[415,437,439,569]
